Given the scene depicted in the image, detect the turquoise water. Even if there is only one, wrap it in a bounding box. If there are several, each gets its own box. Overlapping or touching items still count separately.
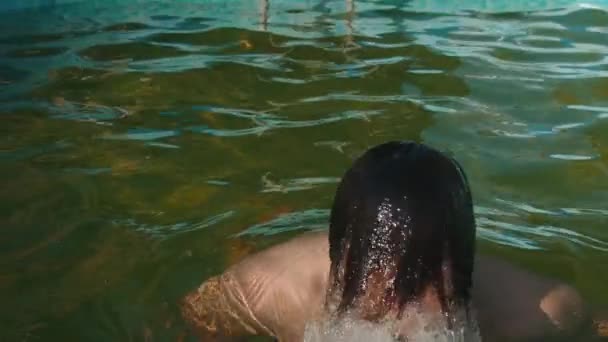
[1,0,607,341]
[3,0,608,13]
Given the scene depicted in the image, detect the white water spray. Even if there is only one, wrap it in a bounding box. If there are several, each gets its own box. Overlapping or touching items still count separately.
[303,311,481,342]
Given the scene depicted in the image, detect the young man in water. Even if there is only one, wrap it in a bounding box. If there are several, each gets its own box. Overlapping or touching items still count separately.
[180,141,593,341]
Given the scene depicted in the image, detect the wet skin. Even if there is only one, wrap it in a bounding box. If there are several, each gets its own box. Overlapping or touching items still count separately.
[181,231,588,342]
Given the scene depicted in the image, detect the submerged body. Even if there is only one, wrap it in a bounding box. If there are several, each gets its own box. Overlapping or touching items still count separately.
[181,231,587,341]
[181,142,591,341]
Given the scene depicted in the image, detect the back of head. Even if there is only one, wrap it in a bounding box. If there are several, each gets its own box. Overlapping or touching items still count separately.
[327,141,476,321]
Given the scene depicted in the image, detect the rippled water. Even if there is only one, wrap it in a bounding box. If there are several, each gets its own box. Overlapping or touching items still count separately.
[1,0,607,341]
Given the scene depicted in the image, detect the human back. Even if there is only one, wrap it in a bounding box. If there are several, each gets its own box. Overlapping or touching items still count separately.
[181,142,590,341]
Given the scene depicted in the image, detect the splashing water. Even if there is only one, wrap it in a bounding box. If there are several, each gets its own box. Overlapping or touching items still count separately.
[304,312,481,342]
[304,318,395,342]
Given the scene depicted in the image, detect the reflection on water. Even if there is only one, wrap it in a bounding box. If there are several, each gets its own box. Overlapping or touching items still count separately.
[1,0,608,340]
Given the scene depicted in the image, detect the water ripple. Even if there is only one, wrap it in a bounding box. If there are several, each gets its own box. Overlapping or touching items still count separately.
[261,173,340,193]
[113,210,235,240]
[477,217,608,251]
[235,204,608,252]
[235,209,329,237]
[101,128,179,141]
[184,106,383,137]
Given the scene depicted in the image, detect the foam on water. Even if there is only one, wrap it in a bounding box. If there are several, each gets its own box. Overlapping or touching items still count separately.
[304,313,481,342]
[304,318,395,342]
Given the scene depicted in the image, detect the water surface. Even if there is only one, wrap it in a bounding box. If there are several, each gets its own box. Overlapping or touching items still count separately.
[1,0,607,341]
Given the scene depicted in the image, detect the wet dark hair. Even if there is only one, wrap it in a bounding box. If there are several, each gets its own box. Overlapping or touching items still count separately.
[328,141,475,318]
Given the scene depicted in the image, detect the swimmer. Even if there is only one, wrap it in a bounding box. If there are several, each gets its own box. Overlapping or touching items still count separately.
[181,141,597,341]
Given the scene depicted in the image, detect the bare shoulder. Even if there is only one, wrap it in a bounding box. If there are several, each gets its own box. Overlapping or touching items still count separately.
[473,255,588,340]
[540,284,586,333]
[227,231,330,303]
[227,231,329,275]
[182,232,330,341]
[226,231,331,340]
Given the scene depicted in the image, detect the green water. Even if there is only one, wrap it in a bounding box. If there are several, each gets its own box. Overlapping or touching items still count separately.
[1,0,607,341]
